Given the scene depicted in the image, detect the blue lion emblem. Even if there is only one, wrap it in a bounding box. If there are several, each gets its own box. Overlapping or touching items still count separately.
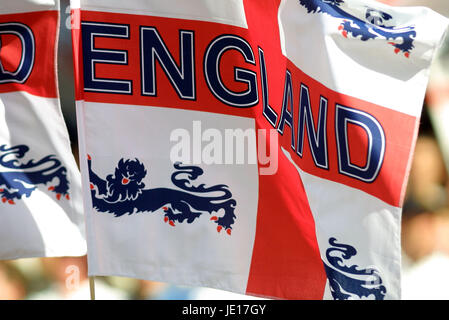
[323,237,387,300]
[0,144,70,204]
[87,155,237,234]
[298,0,416,57]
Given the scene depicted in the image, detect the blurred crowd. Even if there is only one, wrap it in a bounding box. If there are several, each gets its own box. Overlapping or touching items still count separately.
[0,255,268,300]
[1,0,449,300]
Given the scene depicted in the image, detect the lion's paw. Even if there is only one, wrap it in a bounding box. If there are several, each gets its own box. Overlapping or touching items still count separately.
[212,216,232,236]
[0,188,17,205]
[162,207,177,227]
[1,197,15,205]
[164,216,176,227]
[48,185,70,200]
[216,225,232,235]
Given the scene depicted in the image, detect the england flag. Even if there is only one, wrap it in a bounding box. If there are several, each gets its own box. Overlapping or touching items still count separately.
[72,0,448,299]
[0,0,86,259]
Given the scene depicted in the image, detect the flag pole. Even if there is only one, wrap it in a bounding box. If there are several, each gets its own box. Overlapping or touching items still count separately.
[89,276,96,300]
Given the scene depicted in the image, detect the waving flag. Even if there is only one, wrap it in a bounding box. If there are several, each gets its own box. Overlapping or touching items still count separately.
[72,0,448,299]
[0,0,86,260]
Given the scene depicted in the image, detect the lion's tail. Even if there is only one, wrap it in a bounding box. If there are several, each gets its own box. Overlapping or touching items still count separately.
[0,144,61,172]
[170,162,233,200]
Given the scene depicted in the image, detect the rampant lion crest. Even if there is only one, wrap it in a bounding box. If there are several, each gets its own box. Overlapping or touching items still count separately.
[0,144,70,204]
[88,155,237,235]
[323,237,387,300]
[298,0,416,57]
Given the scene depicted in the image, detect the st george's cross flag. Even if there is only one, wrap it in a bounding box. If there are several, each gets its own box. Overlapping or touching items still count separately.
[72,0,448,299]
[0,0,86,260]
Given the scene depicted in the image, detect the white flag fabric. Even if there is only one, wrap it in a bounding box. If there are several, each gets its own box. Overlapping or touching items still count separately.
[0,0,86,259]
[72,0,447,299]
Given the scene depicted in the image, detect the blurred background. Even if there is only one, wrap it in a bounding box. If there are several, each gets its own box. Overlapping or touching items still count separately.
[0,0,448,300]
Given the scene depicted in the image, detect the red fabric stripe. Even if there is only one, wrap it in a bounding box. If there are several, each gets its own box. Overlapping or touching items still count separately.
[243,0,325,299]
[71,9,84,102]
[0,11,58,98]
